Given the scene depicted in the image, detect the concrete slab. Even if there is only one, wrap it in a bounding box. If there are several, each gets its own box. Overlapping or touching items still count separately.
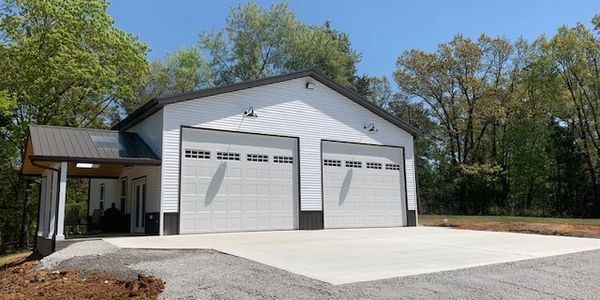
[103,227,600,284]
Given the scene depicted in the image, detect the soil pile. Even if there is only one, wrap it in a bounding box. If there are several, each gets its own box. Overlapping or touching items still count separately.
[0,261,164,299]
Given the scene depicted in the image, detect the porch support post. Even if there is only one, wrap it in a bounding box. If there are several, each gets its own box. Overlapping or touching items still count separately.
[47,168,58,238]
[55,161,68,240]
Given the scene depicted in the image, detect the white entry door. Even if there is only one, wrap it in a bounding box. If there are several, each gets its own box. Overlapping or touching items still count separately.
[322,141,406,228]
[179,127,298,234]
[132,178,146,233]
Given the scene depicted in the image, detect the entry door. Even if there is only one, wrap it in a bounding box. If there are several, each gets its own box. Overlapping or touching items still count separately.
[322,141,406,228]
[132,178,146,233]
[180,127,298,234]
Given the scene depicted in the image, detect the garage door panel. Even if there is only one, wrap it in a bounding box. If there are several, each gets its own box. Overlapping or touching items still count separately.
[323,141,405,229]
[180,128,298,233]
[182,166,197,177]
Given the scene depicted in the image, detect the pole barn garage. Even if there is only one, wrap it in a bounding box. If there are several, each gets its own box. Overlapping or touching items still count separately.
[24,70,420,254]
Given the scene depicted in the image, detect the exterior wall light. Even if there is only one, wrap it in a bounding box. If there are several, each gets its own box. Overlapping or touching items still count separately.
[364,123,378,133]
[244,106,258,118]
[305,82,315,90]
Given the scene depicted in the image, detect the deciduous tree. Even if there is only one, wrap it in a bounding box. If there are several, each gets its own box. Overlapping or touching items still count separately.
[0,0,148,250]
[200,2,360,87]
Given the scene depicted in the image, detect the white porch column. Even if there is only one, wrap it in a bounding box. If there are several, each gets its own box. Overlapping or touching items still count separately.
[55,161,68,240]
[47,169,58,238]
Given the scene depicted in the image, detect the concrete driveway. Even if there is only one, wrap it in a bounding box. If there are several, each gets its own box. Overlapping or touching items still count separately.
[104,227,600,284]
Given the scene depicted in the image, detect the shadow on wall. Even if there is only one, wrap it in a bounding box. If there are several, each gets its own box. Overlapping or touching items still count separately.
[206,162,227,206]
[339,169,353,205]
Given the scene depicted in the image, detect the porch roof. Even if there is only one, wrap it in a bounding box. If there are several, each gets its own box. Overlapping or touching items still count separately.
[23,125,161,177]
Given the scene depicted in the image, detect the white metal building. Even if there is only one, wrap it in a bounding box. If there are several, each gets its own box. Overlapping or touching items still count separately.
[23,70,420,254]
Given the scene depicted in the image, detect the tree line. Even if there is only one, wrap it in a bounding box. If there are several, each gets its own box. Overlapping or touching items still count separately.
[397,21,600,218]
[1,0,599,252]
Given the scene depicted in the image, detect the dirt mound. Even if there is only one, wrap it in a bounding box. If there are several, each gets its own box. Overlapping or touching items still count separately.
[0,261,164,299]
[432,221,600,238]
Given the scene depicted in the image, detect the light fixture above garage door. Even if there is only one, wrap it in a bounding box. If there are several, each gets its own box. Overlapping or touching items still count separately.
[244,106,258,118]
[364,123,378,133]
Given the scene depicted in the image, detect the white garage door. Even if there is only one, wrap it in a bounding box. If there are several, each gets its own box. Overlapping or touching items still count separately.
[180,128,298,233]
[322,141,406,228]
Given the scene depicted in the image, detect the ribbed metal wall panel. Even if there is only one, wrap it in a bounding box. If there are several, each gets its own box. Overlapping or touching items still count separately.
[119,165,162,213]
[129,110,163,156]
[161,77,417,213]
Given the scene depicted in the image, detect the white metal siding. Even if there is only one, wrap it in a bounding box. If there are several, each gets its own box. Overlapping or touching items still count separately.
[161,77,417,213]
[129,109,163,156]
[88,179,119,216]
[119,166,161,214]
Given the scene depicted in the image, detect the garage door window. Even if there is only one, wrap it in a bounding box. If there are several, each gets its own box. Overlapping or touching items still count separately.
[366,162,382,169]
[247,154,269,162]
[345,161,362,168]
[217,152,240,161]
[273,156,293,164]
[185,149,211,159]
[324,159,341,167]
[386,163,401,170]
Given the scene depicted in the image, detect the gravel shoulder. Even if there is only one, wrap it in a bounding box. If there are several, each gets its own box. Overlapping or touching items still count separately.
[48,240,600,300]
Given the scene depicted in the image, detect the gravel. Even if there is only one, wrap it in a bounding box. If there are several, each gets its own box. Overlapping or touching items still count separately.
[37,240,118,270]
[50,242,600,300]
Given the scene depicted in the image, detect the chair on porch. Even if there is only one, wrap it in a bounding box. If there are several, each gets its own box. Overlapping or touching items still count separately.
[88,209,103,231]
[65,208,84,234]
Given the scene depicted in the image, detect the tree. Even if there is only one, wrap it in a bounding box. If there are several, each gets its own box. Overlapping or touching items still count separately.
[543,20,600,212]
[0,0,148,250]
[353,76,393,109]
[394,35,530,214]
[200,2,360,87]
[134,47,211,111]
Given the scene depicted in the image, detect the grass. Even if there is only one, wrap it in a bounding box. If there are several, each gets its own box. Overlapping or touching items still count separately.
[0,250,33,269]
[420,215,600,226]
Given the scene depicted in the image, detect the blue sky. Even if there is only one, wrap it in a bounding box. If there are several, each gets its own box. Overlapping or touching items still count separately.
[108,0,600,79]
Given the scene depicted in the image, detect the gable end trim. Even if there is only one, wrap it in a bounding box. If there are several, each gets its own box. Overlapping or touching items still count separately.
[113,69,421,136]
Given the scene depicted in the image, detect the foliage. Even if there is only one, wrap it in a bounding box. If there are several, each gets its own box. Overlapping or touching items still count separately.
[353,76,393,109]
[0,0,148,251]
[133,47,211,111]
[200,2,360,87]
[542,21,600,213]
[394,17,600,218]
[3,0,600,252]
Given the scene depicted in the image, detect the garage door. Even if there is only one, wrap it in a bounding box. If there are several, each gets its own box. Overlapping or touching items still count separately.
[322,141,405,228]
[180,128,298,233]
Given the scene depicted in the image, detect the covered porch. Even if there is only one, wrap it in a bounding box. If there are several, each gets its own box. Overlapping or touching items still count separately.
[22,125,162,255]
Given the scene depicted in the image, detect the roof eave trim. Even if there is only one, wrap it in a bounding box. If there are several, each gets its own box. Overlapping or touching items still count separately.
[112,98,161,131]
[306,72,422,137]
[29,155,162,166]
[114,69,422,137]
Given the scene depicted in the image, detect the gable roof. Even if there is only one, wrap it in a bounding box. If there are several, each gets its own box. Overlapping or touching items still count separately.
[26,125,161,165]
[113,69,421,136]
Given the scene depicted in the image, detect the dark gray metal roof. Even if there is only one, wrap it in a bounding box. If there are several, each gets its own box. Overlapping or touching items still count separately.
[113,69,422,137]
[28,125,161,165]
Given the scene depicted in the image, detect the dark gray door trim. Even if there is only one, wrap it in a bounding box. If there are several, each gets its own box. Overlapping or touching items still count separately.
[320,139,411,227]
[178,126,302,231]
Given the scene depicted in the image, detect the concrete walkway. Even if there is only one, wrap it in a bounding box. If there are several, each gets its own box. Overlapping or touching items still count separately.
[104,227,600,284]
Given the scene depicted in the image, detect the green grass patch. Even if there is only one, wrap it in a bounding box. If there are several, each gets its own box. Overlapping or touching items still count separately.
[0,251,33,269]
[420,215,600,226]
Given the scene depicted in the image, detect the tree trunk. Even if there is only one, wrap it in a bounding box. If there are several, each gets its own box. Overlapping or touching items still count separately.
[526,181,533,210]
